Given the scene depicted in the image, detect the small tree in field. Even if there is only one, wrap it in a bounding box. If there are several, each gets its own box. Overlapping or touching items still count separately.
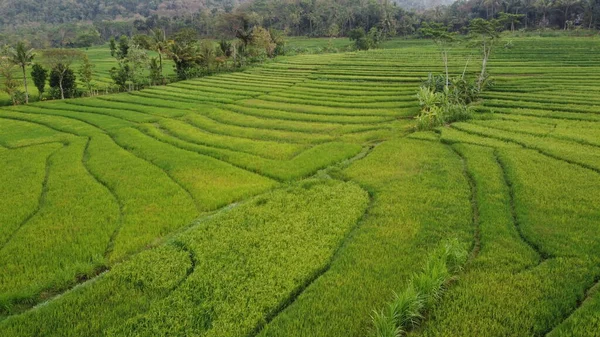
[0,53,20,105]
[7,42,35,104]
[420,22,456,89]
[79,54,95,96]
[50,65,77,99]
[348,28,370,50]
[44,49,83,99]
[469,18,502,91]
[31,64,48,100]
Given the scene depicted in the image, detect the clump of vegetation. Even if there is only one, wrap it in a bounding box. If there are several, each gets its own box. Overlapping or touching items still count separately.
[416,17,501,130]
[348,27,384,51]
[371,239,468,337]
[415,79,475,131]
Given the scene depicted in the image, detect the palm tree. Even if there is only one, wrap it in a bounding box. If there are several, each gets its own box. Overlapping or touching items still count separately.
[557,0,581,29]
[150,29,170,84]
[7,42,35,104]
[535,0,554,26]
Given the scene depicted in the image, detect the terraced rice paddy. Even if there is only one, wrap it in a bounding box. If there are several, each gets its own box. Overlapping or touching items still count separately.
[0,37,599,336]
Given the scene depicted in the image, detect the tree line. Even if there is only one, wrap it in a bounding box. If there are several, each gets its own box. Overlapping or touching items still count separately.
[0,22,284,105]
[1,0,598,49]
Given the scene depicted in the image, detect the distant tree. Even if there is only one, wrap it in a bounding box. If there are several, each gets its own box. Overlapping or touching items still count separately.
[198,40,216,71]
[328,23,341,38]
[44,49,83,99]
[6,42,35,104]
[109,63,131,91]
[109,37,117,57]
[535,0,554,27]
[235,17,255,49]
[420,22,456,88]
[498,12,526,31]
[78,54,95,96]
[49,65,77,99]
[0,52,20,105]
[117,35,130,59]
[556,0,581,29]
[148,29,170,83]
[127,45,150,89]
[168,38,202,80]
[348,28,370,50]
[31,64,48,100]
[269,29,286,56]
[219,40,233,57]
[74,29,101,48]
[250,27,276,58]
[469,18,502,91]
[581,0,597,28]
[149,57,162,85]
[367,27,384,48]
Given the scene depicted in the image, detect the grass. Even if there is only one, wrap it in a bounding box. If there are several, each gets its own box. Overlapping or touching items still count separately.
[0,35,599,337]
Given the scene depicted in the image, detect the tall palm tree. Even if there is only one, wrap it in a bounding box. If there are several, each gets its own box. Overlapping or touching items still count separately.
[557,0,581,29]
[535,0,554,26]
[7,42,35,104]
[150,29,169,83]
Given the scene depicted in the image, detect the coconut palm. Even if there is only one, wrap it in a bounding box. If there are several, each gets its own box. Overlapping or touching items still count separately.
[556,0,581,29]
[535,0,554,26]
[149,28,170,83]
[7,42,35,104]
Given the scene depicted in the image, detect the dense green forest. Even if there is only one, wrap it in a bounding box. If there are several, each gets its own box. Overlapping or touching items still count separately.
[2,0,597,48]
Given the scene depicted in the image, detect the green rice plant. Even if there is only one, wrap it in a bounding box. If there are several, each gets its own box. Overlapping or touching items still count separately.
[0,110,102,137]
[475,106,600,122]
[268,91,414,103]
[97,94,200,114]
[156,118,308,160]
[0,180,369,337]
[0,116,72,147]
[0,139,120,313]
[10,105,134,133]
[0,143,61,246]
[194,106,385,135]
[452,122,600,172]
[169,81,264,96]
[111,127,276,210]
[0,243,193,336]
[259,139,472,337]
[239,99,405,117]
[256,94,418,109]
[84,134,198,262]
[37,101,158,123]
[483,99,600,115]
[138,123,361,181]
[224,103,395,124]
[548,286,600,337]
[63,98,173,119]
[183,112,335,144]
[472,118,600,147]
[417,145,600,336]
[137,87,242,104]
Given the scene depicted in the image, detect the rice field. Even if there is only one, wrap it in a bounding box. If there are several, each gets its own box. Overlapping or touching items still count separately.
[0,36,599,336]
